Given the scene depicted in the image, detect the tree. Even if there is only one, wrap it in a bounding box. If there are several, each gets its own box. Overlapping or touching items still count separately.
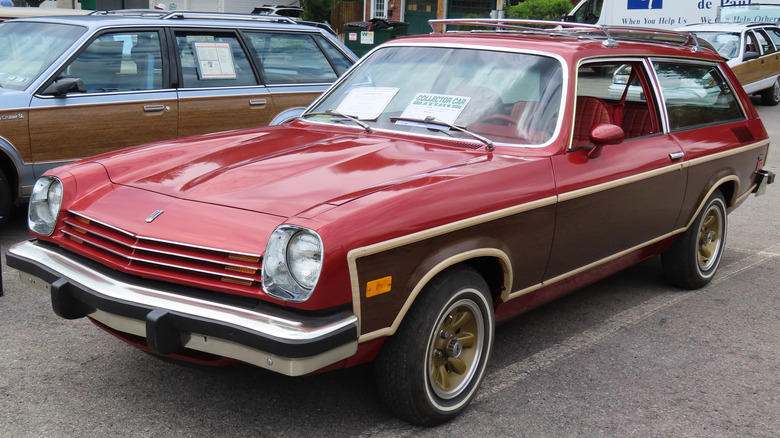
[300,0,332,23]
[507,0,573,21]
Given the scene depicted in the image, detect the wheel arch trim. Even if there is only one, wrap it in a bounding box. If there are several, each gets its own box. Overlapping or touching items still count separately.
[683,175,739,231]
[0,135,27,199]
[353,248,511,343]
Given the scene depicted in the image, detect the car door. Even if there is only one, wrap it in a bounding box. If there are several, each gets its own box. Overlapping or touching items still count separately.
[652,59,753,229]
[731,29,775,92]
[243,30,352,123]
[173,29,271,137]
[546,60,686,280]
[28,29,177,175]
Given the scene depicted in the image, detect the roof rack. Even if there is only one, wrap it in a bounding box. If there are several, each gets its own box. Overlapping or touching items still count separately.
[89,9,297,25]
[428,19,712,53]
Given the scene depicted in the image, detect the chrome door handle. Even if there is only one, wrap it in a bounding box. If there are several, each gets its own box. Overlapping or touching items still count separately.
[669,151,685,160]
[143,104,166,112]
[249,99,267,106]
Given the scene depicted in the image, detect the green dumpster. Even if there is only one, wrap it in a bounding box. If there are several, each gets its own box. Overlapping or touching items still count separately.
[344,18,408,57]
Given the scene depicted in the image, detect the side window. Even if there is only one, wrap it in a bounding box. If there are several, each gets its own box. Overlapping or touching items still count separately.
[653,61,745,131]
[176,32,258,88]
[245,32,339,84]
[754,30,774,54]
[572,61,659,148]
[317,36,353,76]
[765,27,780,48]
[745,31,760,55]
[64,31,163,93]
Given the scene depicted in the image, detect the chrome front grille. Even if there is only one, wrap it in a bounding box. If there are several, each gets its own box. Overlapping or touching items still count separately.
[60,212,263,296]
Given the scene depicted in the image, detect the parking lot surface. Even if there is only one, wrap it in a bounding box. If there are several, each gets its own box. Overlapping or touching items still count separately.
[1,100,779,437]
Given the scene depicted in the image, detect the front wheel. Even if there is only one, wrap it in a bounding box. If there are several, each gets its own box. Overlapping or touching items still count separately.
[662,190,727,289]
[760,77,780,106]
[374,267,495,426]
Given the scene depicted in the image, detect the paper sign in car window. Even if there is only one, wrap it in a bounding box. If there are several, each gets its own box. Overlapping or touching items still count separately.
[335,87,399,120]
[400,93,470,124]
[193,42,237,80]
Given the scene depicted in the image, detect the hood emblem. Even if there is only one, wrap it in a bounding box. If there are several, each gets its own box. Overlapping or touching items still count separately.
[145,210,164,223]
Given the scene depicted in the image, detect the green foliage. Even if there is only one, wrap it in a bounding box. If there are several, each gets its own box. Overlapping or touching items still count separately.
[456,13,489,31]
[506,0,572,21]
[300,0,332,23]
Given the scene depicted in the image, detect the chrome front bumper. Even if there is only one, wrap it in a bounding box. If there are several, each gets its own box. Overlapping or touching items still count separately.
[7,240,358,376]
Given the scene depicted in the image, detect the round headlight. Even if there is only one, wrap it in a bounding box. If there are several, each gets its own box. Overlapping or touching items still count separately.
[28,176,63,236]
[262,225,323,302]
[287,231,322,289]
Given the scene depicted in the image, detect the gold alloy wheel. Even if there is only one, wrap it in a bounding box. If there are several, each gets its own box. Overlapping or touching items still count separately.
[697,203,724,272]
[428,298,484,400]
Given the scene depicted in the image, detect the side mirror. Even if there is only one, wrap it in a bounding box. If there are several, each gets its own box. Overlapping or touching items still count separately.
[41,77,86,97]
[587,124,625,159]
[743,51,760,62]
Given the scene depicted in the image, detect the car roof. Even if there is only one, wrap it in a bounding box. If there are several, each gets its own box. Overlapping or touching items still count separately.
[679,22,778,32]
[382,20,724,65]
[5,11,325,33]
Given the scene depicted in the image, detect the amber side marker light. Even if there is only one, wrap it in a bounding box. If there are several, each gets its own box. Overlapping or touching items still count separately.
[221,277,254,287]
[229,254,260,263]
[366,276,392,298]
[225,265,258,275]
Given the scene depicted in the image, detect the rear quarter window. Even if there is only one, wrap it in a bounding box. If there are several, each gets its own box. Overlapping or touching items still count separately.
[245,32,340,84]
[652,61,745,131]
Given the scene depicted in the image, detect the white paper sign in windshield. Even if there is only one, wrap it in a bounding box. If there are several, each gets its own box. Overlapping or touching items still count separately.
[335,87,399,120]
[400,93,470,125]
[193,42,237,79]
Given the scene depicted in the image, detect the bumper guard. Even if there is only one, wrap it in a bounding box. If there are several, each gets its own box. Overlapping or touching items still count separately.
[7,240,358,376]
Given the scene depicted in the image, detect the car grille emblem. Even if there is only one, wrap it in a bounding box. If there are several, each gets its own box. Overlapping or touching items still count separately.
[145,210,164,223]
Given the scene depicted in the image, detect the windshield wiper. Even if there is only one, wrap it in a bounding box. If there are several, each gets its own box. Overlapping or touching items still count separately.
[303,109,373,133]
[390,116,494,151]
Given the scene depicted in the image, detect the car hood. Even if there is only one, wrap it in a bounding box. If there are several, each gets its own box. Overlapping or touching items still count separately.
[94,124,484,219]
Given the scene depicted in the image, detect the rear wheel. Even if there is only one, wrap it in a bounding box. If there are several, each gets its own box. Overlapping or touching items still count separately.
[662,190,727,289]
[0,169,11,229]
[374,267,494,426]
[760,77,780,106]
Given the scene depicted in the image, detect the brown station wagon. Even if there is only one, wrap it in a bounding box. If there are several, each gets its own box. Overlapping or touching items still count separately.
[0,11,356,226]
[7,20,776,425]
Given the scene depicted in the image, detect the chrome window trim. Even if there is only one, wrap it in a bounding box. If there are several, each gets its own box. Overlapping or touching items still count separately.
[649,56,749,132]
[303,42,570,149]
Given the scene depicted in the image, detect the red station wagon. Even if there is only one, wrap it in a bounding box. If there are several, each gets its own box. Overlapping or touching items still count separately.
[8,20,776,426]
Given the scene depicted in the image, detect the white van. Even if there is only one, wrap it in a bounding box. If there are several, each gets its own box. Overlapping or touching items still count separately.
[566,0,780,29]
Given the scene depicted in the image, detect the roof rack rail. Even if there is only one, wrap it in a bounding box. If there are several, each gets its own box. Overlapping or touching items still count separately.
[161,11,297,24]
[90,9,169,17]
[428,19,712,53]
[89,9,297,24]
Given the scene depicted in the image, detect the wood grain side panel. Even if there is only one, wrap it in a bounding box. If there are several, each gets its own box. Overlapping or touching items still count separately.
[354,205,555,335]
[178,94,275,137]
[29,100,178,162]
[732,58,766,88]
[677,142,769,229]
[177,91,321,138]
[264,91,322,113]
[0,110,31,162]
[544,169,686,280]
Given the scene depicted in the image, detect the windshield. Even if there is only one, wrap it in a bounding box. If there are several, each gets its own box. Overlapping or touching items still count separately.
[307,46,563,146]
[694,32,740,60]
[0,21,86,91]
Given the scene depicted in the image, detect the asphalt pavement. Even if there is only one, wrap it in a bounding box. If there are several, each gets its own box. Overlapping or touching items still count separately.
[1,100,778,437]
